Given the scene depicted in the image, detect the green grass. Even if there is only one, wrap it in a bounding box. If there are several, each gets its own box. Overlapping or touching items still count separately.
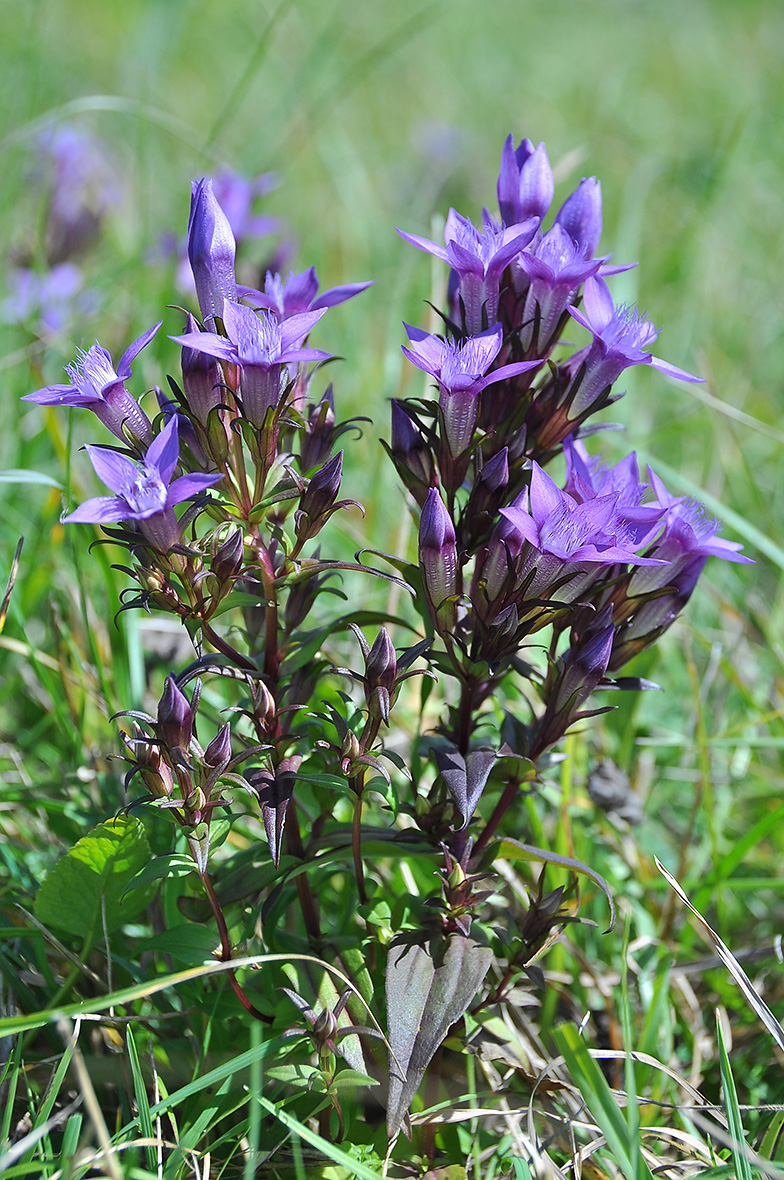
[3,0,784,1175]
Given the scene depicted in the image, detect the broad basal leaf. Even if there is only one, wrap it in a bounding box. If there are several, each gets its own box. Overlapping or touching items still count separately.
[35,817,152,939]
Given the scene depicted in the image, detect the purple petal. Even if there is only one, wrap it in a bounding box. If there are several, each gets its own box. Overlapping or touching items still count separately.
[84,445,138,495]
[165,472,222,507]
[22,384,93,407]
[116,321,162,379]
[396,229,450,264]
[278,346,332,365]
[63,495,129,524]
[486,220,540,281]
[278,307,328,350]
[648,356,704,384]
[581,276,615,331]
[498,505,541,548]
[168,330,239,364]
[281,267,320,313]
[146,416,180,485]
[529,462,566,527]
[311,280,374,311]
[478,359,543,388]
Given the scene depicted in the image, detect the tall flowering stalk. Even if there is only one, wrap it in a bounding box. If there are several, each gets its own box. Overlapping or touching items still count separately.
[23,141,751,1146]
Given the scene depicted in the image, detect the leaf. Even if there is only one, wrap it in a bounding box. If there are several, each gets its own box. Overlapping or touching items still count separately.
[35,818,152,939]
[247,765,296,867]
[497,838,616,933]
[716,1011,753,1180]
[0,468,62,489]
[123,853,195,897]
[385,935,493,1137]
[137,924,220,966]
[435,747,497,829]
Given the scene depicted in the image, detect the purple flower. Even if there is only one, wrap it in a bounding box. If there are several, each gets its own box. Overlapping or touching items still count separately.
[563,437,663,550]
[402,323,541,455]
[398,208,538,333]
[497,136,554,228]
[515,224,603,351]
[34,124,124,264]
[240,266,373,321]
[212,170,279,245]
[566,277,703,415]
[2,263,98,334]
[63,417,221,551]
[553,177,603,261]
[188,178,237,324]
[23,322,161,444]
[171,299,330,427]
[627,467,753,595]
[495,461,666,602]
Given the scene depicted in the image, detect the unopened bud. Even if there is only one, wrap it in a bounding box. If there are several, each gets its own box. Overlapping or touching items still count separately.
[188,179,237,324]
[419,487,457,608]
[300,386,336,472]
[554,177,602,260]
[204,722,232,769]
[295,451,343,541]
[211,529,244,585]
[157,676,194,752]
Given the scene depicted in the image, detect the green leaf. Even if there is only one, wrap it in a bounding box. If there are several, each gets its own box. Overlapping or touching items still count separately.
[716,1012,753,1180]
[137,923,221,966]
[0,468,62,489]
[123,853,195,897]
[35,817,152,939]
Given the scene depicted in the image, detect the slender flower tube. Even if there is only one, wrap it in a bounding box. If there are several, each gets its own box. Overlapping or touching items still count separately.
[63,416,221,551]
[23,322,161,444]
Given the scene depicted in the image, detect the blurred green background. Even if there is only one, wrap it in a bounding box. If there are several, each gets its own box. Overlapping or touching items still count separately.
[2,0,784,915]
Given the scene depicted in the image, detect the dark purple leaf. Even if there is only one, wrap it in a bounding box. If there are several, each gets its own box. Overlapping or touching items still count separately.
[435,747,497,829]
[496,837,616,933]
[385,935,493,1137]
[248,764,297,867]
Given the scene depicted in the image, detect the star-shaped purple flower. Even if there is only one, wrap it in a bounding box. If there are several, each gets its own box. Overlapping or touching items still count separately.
[563,437,664,550]
[566,277,703,415]
[515,224,603,351]
[171,299,330,427]
[22,322,161,444]
[63,416,221,551]
[239,267,373,321]
[402,323,541,455]
[398,208,538,333]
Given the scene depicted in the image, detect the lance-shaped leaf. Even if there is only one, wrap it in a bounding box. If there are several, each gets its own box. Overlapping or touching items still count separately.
[496,837,616,933]
[248,758,299,866]
[434,747,497,829]
[385,935,493,1137]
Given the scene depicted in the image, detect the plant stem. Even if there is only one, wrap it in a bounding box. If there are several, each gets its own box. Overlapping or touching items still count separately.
[472,778,519,858]
[285,801,322,946]
[200,870,271,1024]
[352,781,368,906]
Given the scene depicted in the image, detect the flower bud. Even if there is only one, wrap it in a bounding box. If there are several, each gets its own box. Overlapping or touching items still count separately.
[211,529,244,587]
[419,487,457,609]
[389,400,434,505]
[365,628,397,724]
[554,177,602,260]
[300,386,336,473]
[181,313,223,422]
[188,179,237,324]
[204,722,232,770]
[295,451,343,542]
[157,676,194,752]
[553,620,614,714]
[497,136,554,227]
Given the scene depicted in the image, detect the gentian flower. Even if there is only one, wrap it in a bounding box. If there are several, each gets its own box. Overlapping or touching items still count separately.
[398,208,538,333]
[492,461,666,604]
[563,437,664,550]
[2,263,97,334]
[34,124,124,264]
[23,322,161,444]
[171,299,330,427]
[188,178,237,324]
[63,416,221,551]
[402,323,541,455]
[515,224,603,351]
[566,276,703,415]
[240,266,373,321]
[627,467,753,595]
